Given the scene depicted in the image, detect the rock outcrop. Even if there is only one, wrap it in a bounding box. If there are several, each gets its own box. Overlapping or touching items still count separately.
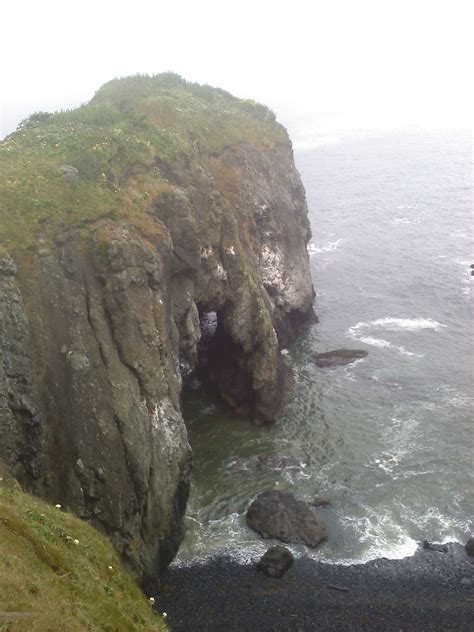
[0,74,314,585]
[312,349,368,368]
[246,490,327,548]
[256,545,294,578]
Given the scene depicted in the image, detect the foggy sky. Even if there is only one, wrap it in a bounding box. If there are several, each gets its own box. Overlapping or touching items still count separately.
[1,0,472,139]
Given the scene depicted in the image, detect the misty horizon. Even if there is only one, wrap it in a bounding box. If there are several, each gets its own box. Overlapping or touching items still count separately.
[1,0,472,140]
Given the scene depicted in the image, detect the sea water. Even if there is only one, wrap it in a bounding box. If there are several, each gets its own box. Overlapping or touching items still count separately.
[177,128,473,566]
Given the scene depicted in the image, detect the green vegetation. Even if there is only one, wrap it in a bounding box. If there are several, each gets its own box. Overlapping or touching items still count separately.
[0,482,168,631]
[0,73,288,252]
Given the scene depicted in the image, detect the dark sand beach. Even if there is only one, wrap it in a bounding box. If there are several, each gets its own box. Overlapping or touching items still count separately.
[157,544,474,631]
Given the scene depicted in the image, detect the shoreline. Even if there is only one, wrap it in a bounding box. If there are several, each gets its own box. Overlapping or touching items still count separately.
[157,543,473,631]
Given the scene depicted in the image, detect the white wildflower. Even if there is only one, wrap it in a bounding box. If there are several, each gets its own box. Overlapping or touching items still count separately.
[73,539,80,545]
[149,597,155,605]
[55,504,62,509]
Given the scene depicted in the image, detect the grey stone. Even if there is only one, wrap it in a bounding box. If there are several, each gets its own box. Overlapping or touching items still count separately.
[257,545,293,578]
[312,349,368,368]
[246,491,327,548]
[423,540,448,553]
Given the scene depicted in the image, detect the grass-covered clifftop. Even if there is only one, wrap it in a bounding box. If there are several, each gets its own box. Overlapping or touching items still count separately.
[0,73,288,251]
[0,480,167,631]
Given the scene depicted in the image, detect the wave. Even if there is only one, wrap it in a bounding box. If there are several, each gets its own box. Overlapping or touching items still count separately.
[345,317,443,356]
[350,335,421,357]
[316,509,419,566]
[308,239,342,256]
[349,317,445,333]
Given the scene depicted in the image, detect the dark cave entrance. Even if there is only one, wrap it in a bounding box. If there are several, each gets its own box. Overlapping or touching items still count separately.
[181,306,254,420]
[180,307,220,399]
[196,310,218,375]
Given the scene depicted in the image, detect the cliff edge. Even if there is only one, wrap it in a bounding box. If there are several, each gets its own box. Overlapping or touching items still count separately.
[0,74,314,586]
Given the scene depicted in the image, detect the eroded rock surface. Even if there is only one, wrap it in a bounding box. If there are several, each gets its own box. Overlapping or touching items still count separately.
[0,76,314,586]
[246,490,327,548]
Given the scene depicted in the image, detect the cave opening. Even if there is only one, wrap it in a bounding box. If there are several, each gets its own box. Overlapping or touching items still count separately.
[180,308,221,408]
[196,309,218,376]
[181,304,255,421]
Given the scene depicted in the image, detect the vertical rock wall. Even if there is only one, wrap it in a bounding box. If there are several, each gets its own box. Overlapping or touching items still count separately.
[0,103,314,586]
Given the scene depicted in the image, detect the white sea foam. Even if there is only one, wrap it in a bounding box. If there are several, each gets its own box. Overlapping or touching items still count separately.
[355,336,420,357]
[346,317,444,356]
[308,239,342,255]
[403,505,474,546]
[357,336,392,348]
[315,512,419,566]
[350,317,445,333]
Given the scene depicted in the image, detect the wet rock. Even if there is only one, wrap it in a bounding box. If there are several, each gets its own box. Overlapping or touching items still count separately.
[309,496,331,508]
[246,490,327,548]
[465,537,474,556]
[423,540,448,553]
[312,349,368,368]
[256,545,293,578]
[256,454,305,472]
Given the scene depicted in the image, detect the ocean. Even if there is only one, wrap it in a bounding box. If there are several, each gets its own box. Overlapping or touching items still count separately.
[176,127,473,566]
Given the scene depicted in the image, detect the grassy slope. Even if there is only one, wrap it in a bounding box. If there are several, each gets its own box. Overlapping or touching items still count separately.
[0,481,167,631]
[0,73,287,252]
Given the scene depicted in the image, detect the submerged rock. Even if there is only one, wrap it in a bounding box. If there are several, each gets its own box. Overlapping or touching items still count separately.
[256,545,293,578]
[312,349,368,368]
[309,496,332,508]
[255,454,305,472]
[246,490,327,548]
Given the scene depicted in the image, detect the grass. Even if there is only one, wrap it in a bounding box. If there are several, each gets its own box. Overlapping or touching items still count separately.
[0,72,288,253]
[0,481,168,631]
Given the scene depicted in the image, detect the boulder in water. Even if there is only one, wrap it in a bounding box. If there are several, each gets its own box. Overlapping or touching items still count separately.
[246,490,327,548]
[312,349,368,368]
[465,537,474,556]
[423,540,448,553]
[309,495,331,508]
[256,545,293,578]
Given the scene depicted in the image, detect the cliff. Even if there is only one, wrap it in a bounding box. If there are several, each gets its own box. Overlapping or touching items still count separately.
[0,74,314,587]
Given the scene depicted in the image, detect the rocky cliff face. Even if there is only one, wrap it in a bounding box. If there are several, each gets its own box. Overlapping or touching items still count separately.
[0,74,314,586]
